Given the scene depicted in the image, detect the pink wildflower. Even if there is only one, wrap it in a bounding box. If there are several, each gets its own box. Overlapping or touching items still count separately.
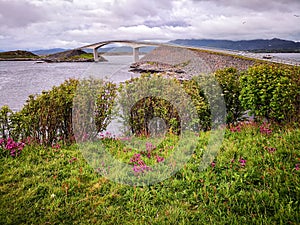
[156,155,165,163]
[239,158,247,167]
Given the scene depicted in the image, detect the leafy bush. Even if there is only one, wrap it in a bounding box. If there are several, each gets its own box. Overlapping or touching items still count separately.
[72,78,117,142]
[240,64,300,123]
[18,78,79,145]
[215,67,244,124]
[182,78,211,131]
[0,78,117,146]
[117,73,217,136]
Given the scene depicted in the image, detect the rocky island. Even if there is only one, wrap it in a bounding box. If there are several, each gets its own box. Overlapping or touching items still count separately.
[41,49,106,63]
[0,49,106,63]
[0,50,39,61]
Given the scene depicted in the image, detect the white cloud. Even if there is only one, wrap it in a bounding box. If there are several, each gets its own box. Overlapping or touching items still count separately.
[0,0,299,50]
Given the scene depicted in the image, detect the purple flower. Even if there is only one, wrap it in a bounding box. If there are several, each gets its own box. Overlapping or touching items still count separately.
[295,164,300,171]
[132,164,151,175]
[69,157,78,164]
[147,152,151,159]
[260,123,272,135]
[266,146,276,153]
[130,153,141,163]
[239,158,247,167]
[230,125,241,133]
[156,155,165,163]
[146,142,154,151]
[211,161,216,167]
[52,143,61,149]
[3,137,25,157]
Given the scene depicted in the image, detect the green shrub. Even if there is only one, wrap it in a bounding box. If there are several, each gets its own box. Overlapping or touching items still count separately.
[72,78,117,141]
[118,74,185,136]
[240,64,300,123]
[117,73,216,136]
[0,78,117,146]
[19,78,79,145]
[215,67,244,124]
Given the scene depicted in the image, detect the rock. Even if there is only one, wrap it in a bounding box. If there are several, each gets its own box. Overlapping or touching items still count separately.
[41,49,106,62]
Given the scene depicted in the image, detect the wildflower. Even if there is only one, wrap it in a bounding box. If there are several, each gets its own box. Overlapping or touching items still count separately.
[69,157,77,164]
[230,125,241,133]
[51,194,56,198]
[145,142,155,158]
[295,164,300,171]
[239,158,247,167]
[146,142,155,151]
[265,146,276,153]
[4,138,25,157]
[132,164,151,175]
[105,131,112,138]
[211,161,216,167]
[156,155,165,163]
[130,153,141,163]
[260,123,272,135]
[52,143,61,149]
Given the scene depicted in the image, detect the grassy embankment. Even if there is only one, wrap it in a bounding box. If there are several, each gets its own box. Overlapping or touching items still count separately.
[1,123,299,224]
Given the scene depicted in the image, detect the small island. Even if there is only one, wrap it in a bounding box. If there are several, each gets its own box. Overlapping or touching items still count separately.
[0,49,106,63]
[0,50,39,61]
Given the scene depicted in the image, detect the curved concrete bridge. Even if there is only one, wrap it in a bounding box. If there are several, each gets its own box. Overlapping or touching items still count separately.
[78,40,299,66]
[79,40,174,62]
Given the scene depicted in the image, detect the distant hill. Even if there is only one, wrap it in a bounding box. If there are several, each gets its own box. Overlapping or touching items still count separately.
[0,50,38,59]
[42,49,105,62]
[32,48,68,56]
[170,38,300,52]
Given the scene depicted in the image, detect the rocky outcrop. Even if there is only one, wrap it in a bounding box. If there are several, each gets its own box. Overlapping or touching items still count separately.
[0,50,38,60]
[129,46,256,80]
[41,49,106,62]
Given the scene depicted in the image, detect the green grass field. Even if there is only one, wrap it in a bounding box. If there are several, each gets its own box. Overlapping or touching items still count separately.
[1,123,299,224]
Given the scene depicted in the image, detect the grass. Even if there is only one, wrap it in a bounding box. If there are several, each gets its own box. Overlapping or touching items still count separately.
[0,123,299,224]
[69,53,94,60]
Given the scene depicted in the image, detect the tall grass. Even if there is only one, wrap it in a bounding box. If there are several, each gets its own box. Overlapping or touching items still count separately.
[1,123,299,224]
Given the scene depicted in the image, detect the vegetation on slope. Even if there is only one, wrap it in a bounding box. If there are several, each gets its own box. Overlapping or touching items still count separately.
[0,125,299,224]
[0,50,38,59]
[0,63,299,224]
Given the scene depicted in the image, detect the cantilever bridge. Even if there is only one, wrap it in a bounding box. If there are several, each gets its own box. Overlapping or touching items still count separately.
[78,40,175,62]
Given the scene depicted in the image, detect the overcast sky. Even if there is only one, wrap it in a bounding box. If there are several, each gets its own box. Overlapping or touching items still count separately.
[0,0,299,50]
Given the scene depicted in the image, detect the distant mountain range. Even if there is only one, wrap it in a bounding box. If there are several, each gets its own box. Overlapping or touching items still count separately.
[32,48,67,55]
[169,38,300,52]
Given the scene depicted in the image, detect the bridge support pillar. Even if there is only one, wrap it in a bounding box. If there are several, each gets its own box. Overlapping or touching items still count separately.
[93,48,99,62]
[133,47,140,62]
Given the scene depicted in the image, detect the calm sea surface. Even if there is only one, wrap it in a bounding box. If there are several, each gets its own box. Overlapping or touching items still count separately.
[0,55,138,111]
[256,53,300,62]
